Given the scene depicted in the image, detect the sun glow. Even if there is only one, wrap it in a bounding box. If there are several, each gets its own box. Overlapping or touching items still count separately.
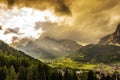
[0,4,72,44]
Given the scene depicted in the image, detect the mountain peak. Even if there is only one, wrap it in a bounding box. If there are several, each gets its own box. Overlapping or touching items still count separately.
[116,24,120,30]
[99,24,120,45]
[115,24,120,36]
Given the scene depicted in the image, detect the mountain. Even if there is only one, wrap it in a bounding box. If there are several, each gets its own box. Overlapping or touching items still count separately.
[68,44,120,63]
[17,37,82,59]
[99,24,120,45]
[67,24,120,64]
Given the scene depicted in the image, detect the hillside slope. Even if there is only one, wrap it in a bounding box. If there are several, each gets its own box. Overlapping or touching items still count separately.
[68,24,120,63]
[0,40,65,80]
[69,44,120,63]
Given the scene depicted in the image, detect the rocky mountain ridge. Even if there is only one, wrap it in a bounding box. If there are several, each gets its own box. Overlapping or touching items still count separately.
[99,24,120,46]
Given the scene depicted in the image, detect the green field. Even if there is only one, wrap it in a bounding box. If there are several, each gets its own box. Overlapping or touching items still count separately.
[39,58,120,73]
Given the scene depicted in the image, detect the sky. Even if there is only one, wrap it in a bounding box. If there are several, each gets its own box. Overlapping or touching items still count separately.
[0,0,120,46]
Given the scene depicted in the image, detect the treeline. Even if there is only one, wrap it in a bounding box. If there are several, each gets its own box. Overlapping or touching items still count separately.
[0,52,51,80]
[0,50,120,80]
[0,53,79,80]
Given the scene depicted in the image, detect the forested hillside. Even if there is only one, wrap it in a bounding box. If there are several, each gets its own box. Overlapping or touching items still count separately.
[0,40,78,80]
[69,44,120,63]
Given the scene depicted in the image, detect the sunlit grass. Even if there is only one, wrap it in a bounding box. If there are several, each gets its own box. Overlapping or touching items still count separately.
[48,58,96,70]
[46,58,120,73]
[81,64,95,70]
[48,58,82,68]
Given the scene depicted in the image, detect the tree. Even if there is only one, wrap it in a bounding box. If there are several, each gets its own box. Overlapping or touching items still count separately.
[87,70,96,80]
[57,72,63,80]
[0,67,7,80]
[105,75,112,80]
[27,66,34,80]
[71,70,78,80]
[17,66,27,80]
[100,73,105,80]
[112,71,120,80]
[63,69,73,80]
[6,66,17,80]
[34,64,46,80]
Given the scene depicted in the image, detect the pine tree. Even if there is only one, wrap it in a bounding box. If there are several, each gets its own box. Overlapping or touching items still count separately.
[0,67,7,80]
[112,71,120,80]
[35,64,46,80]
[63,69,72,80]
[105,75,112,80]
[71,70,78,80]
[17,66,27,80]
[87,70,95,80]
[27,66,34,80]
[6,66,17,80]
[100,73,105,80]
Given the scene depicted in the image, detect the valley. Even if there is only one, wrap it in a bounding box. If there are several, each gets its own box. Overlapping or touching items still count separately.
[0,0,120,79]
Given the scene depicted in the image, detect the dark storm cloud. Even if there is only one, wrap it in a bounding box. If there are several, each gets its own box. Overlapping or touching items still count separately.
[0,0,72,15]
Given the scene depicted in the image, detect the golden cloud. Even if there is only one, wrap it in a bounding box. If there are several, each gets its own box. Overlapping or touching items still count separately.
[1,0,120,45]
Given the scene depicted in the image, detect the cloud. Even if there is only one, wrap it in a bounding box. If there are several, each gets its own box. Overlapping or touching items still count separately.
[1,0,120,46]
[0,0,72,15]
[35,0,120,45]
[4,27,19,34]
[11,36,19,45]
[35,21,57,31]
[11,37,34,46]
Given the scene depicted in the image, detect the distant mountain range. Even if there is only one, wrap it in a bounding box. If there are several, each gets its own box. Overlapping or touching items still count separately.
[17,37,82,59]
[99,24,120,46]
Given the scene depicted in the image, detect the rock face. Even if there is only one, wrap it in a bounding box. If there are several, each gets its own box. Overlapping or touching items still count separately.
[99,24,120,45]
[17,37,82,59]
